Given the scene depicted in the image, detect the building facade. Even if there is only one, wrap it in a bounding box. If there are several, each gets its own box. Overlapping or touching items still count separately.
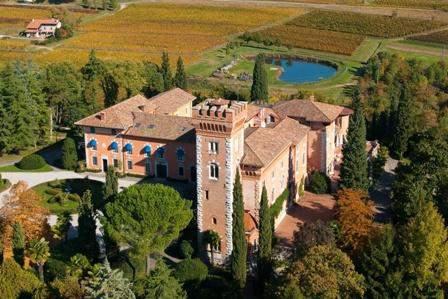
[76,88,352,262]
[25,18,62,39]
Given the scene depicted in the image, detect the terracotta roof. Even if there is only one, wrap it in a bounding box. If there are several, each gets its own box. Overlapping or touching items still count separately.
[75,94,150,129]
[75,89,196,129]
[242,117,309,168]
[246,104,279,121]
[244,212,258,233]
[148,88,196,115]
[26,18,59,30]
[125,112,195,142]
[273,99,349,123]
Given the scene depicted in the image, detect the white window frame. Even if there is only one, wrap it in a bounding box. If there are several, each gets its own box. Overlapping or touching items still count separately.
[209,163,219,180]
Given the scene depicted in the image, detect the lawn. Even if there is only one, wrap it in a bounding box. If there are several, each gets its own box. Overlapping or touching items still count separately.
[33,178,104,214]
[32,3,302,66]
[0,163,53,172]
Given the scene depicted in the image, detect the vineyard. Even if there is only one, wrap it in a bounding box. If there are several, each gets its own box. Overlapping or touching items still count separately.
[373,0,448,11]
[254,26,364,55]
[288,10,446,38]
[0,39,34,63]
[410,30,448,45]
[34,4,301,65]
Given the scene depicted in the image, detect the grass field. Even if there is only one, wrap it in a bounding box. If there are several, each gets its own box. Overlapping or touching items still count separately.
[288,10,446,38]
[410,30,448,46]
[33,3,302,65]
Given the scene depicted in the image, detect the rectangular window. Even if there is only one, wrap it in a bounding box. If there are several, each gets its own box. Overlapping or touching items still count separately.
[127,160,133,170]
[90,127,96,133]
[111,129,117,135]
[92,156,98,165]
[113,159,119,168]
[145,159,151,175]
[205,190,209,200]
[209,142,218,154]
[178,166,184,176]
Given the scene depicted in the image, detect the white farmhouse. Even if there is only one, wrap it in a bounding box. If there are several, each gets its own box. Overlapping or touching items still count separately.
[25,18,62,39]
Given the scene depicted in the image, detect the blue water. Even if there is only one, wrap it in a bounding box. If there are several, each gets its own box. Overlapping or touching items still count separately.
[268,58,337,84]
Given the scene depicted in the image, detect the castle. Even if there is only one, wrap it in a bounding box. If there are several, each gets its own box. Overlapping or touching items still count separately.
[75,88,351,262]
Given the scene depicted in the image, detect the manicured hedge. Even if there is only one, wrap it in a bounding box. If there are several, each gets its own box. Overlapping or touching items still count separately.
[308,171,331,194]
[175,258,208,282]
[180,240,194,259]
[17,154,46,170]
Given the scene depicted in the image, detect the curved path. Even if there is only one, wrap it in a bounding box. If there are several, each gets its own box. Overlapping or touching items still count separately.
[0,170,141,206]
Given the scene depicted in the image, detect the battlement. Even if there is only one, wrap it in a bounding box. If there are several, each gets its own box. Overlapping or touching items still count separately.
[192,99,247,123]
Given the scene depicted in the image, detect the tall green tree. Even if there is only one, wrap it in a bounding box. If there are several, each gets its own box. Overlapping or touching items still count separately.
[231,170,247,289]
[0,61,48,153]
[83,262,135,298]
[12,222,25,265]
[340,89,369,190]
[52,211,72,242]
[392,86,413,159]
[103,184,192,276]
[250,53,268,103]
[161,51,173,91]
[26,238,50,282]
[258,185,272,289]
[43,62,85,127]
[103,167,118,203]
[358,224,398,298]
[287,245,365,298]
[134,260,186,299]
[81,50,105,110]
[144,62,164,97]
[396,200,448,297]
[77,190,98,258]
[61,137,78,170]
[174,56,187,89]
[101,72,119,108]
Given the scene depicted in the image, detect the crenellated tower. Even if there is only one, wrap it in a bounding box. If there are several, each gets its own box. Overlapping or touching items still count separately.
[192,99,247,263]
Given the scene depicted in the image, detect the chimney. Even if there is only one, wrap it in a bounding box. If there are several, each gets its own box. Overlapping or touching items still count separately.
[97,112,105,121]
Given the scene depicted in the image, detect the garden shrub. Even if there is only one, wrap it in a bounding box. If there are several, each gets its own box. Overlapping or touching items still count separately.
[45,258,68,281]
[0,259,42,298]
[17,154,46,170]
[175,258,208,283]
[62,137,78,170]
[180,240,194,259]
[46,188,61,196]
[48,180,62,188]
[307,171,331,194]
[0,174,11,192]
[68,193,81,202]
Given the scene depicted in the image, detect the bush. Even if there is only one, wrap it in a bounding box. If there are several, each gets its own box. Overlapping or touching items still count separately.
[175,258,208,283]
[68,193,81,202]
[75,161,86,173]
[0,259,42,298]
[45,258,68,281]
[307,171,331,194]
[17,154,46,170]
[62,138,78,170]
[48,180,62,188]
[46,188,61,196]
[180,240,194,259]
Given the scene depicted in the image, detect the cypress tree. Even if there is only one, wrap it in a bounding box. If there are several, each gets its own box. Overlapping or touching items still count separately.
[12,222,25,265]
[231,170,247,289]
[391,86,412,159]
[258,185,272,289]
[78,190,98,259]
[250,53,268,103]
[340,89,369,191]
[160,51,173,91]
[61,137,78,170]
[103,167,118,202]
[174,56,187,89]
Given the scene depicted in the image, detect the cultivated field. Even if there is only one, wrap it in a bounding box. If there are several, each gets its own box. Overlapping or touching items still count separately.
[410,30,448,46]
[374,0,448,11]
[34,4,301,65]
[288,10,446,38]
[0,6,92,35]
[0,39,34,62]
[258,25,364,55]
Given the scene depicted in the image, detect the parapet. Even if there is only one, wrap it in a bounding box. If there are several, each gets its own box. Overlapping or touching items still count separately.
[192,98,247,124]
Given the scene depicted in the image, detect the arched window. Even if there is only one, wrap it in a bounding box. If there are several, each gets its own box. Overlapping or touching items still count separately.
[156,147,165,159]
[209,163,219,179]
[176,148,185,161]
[212,217,217,225]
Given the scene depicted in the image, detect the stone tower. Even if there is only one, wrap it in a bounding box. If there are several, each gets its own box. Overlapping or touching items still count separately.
[192,99,247,263]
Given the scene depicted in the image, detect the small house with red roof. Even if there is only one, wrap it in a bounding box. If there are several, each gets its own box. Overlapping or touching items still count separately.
[25,18,61,39]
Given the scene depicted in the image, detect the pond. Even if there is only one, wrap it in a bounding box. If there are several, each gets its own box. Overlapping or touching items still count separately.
[267,57,337,84]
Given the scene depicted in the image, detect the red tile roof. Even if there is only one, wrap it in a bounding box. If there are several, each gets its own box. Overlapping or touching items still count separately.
[148,88,196,115]
[26,18,59,30]
[273,99,352,123]
[242,117,309,168]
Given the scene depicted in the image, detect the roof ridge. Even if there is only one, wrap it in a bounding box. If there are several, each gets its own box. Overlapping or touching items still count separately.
[244,142,264,166]
[310,100,332,123]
